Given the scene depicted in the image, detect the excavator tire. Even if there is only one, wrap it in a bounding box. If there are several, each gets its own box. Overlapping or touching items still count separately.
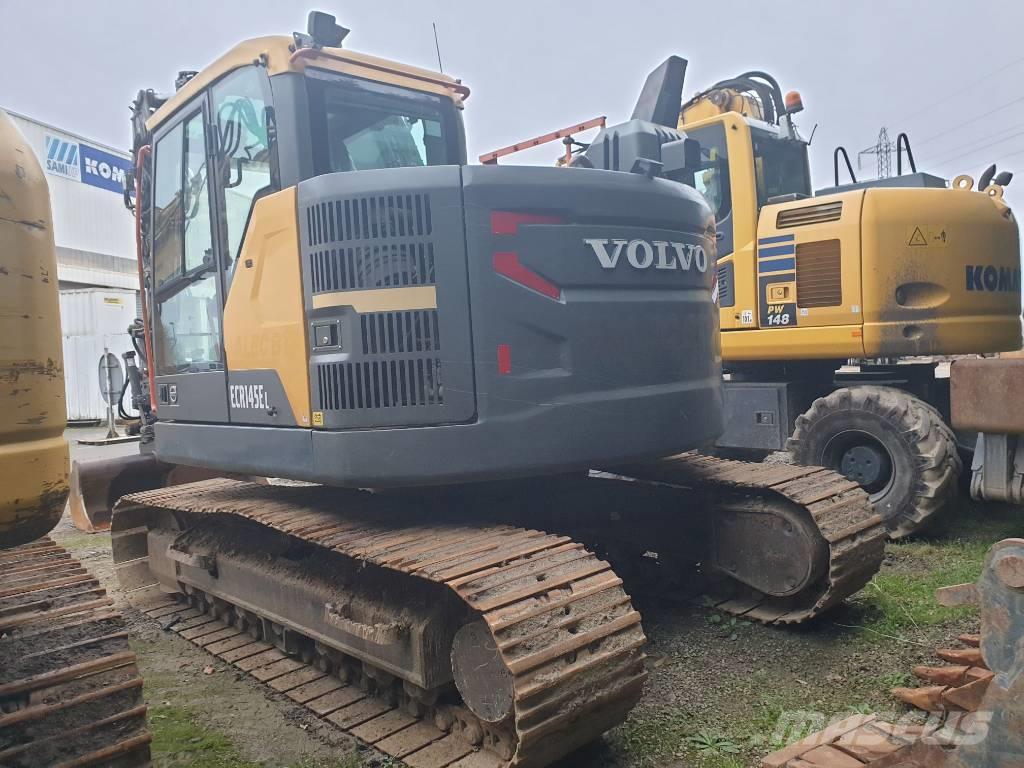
[788,386,961,539]
[0,537,151,767]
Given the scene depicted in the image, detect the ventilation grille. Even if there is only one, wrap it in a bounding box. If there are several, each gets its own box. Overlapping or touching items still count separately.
[306,194,432,246]
[776,201,843,229]
[310,244,436,293]
[716,263,735,308]
[796,240,842,308]
[317,359,444,410]
[360,310,440,355]
[306,194,436,294]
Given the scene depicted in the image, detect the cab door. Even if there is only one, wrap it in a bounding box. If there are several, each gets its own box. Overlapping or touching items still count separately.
[206,66,291,426]
[150,103,230,423]
[682,115,760,331]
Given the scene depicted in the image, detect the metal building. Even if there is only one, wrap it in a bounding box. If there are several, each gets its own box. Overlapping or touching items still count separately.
[5,109,139,421]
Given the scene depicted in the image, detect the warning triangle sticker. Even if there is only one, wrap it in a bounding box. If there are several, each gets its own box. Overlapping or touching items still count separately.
[908,227,928,246]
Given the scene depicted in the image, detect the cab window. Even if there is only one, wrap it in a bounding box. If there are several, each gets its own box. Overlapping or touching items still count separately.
[211,66,275,269]
[683,123,731,222]
[752,134,811,207]
[152,110,222,375]
[153,122,184,289]
[307,71,457,175]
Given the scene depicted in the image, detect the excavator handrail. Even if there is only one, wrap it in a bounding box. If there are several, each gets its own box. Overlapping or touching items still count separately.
[834,146,857,186]
[896,132,917,175]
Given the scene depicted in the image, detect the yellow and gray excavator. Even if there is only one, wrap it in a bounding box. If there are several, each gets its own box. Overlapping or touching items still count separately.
[69,14,887,766]
[0,109,150,767]
[498,57,1022,538]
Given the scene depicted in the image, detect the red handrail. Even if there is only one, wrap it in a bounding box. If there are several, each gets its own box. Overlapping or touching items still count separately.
[479,116,606,165]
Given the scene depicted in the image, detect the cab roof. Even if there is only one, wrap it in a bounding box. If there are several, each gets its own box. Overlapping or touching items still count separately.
[146,35,468,132]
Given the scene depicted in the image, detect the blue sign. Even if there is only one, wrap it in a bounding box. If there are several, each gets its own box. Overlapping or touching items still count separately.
[79,143,132,194]
[44,134,81,181]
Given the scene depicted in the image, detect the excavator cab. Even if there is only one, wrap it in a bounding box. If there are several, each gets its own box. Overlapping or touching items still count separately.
[675,69,1021,355]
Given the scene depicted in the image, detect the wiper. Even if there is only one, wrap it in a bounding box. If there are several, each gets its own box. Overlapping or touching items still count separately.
[155,262,214,303]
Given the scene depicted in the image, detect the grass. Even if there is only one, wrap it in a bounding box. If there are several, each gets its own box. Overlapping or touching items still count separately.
[614,685,866,768]
[615,500,1020,767]
[848,500,1020,640]
[616,707,694,762]
[149,703,368,767]
[149,704,261,768]
[141,664,367,768]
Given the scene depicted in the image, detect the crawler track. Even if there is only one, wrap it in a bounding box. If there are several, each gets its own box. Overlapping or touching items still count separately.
[617,453,887,624]
[0,537,151,768]
[112,479,647,768]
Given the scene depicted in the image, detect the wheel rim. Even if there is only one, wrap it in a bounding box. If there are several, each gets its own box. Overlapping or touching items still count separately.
[822,430,895,499]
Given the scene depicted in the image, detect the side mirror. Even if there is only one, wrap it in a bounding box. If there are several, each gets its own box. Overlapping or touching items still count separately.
[661,137,702,179]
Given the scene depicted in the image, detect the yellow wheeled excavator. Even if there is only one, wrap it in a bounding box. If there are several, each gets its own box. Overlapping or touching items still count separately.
[0,109,150,767]
[72,13,885,766]
[492,57,1022,538]
[674,64,1020,538]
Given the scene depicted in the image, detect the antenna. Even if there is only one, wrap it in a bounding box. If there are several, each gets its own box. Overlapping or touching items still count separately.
[432,22,444,73]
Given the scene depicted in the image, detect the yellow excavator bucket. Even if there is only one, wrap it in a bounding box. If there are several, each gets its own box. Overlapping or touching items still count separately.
[0,109,69,548]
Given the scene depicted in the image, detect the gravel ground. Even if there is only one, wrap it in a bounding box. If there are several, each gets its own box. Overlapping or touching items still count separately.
[51,426,1019,768]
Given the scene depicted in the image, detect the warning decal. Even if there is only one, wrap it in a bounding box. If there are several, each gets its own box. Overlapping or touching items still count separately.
[906,225,949,248]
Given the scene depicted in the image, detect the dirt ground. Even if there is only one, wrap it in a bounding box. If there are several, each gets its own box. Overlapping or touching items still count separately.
[53,426,1022,768]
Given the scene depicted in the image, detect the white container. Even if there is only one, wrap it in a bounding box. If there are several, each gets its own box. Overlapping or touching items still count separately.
[59,288,139,421]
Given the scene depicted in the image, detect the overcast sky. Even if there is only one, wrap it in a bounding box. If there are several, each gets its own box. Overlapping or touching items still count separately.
[4,0,1024,203]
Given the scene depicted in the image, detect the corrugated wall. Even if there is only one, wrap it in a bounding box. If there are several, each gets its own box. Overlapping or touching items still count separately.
[59,289,138,422]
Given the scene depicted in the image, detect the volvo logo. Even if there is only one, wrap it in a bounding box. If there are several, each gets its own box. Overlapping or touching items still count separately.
[584,238,707,272]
